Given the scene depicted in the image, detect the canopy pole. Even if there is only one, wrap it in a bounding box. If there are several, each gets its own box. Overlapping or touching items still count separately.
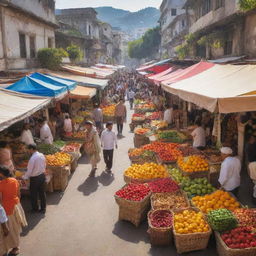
[45,109,49,122]
[237,119,245,160]
[217,113,222,148]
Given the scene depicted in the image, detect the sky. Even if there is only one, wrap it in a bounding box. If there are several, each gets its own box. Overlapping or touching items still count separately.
[55,0,162,12]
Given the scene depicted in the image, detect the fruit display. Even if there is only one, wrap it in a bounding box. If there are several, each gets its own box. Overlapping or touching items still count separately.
[192,190,240,213]
[72,131,86,138]
[142,142,182,162]
[150,120,168,130]
[145,112,162,120]
[135,103,156,112]
[115,183,150,201]
[128,149,156,161]
[15,170,24,178]
[134,127,150,135]
[46,152,72,166]
[207,209,238,232]
[158,130,187,143]
[53,140,66,149]
[177,155,209,173]
[178,145,203,157]
[148,178,179,193]
[16,160,29,169]
[102,104,116,117]
[221,226,256,249]
[132,113,145,121]
[9,142,27,154]
[174,209,210,234]
[62,143,81,153]
[151,192,189,210]
[149,210,173,228]
[233,208,256,228]
[124,163,169,180]
[78,111,91,118]
[73,116,84,124]
[38,143,60,155]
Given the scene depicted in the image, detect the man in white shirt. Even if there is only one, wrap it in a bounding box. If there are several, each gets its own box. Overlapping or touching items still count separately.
[163,105,173,126]
[20,123,35,145]
[23,144,47,213]
[101,122,117,173]
[63,114,73,136]
[128,89,135,110]
[191,120,206,149]
[218,147,241,197]
[40,118,53,144]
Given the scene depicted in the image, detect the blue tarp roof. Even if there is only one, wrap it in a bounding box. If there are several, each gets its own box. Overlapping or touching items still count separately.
[7,76,67,97]
[30,72,77,91]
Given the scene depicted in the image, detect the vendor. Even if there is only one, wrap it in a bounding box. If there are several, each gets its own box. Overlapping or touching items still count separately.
[191,120,206,150]
[0,141,15,175]
[218,147,241,197]
[39,118,53,144]
[63,114,73,137]
[246,135,256,204]
[20,123,35,146]
[163,105,173,127]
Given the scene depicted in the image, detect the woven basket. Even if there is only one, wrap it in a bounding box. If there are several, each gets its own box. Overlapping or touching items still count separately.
[134,134,150,148]
[147,209,173,246]
[180,168,210,179]
[215,232,256,256]
[173,208,212,254]
[123,175,158,184]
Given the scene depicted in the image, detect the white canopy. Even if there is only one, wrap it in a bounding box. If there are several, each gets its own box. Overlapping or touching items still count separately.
[162,64,256,113]
[0,89,50,131]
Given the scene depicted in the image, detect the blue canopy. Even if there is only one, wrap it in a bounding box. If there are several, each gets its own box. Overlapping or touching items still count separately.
[7,76,67,97]
[30,72,77,91]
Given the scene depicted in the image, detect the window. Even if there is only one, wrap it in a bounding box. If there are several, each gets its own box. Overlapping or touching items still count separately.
[224,40,233,55]
[30,36,36,58]
[202,0,212,16]
[216,0,225,9]
[88,25,92,36]
[182,19,185,28]
[48,37,53,48]
[19,33,26,58]
[171,8,177,16]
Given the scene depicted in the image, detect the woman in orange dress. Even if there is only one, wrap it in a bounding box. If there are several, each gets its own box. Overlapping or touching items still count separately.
[0,141,15,176]
[0,167,27,255]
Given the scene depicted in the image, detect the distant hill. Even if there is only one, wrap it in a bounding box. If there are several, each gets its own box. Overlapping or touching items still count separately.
[95,7,160,32]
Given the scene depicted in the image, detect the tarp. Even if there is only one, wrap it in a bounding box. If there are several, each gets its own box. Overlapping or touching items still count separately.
[0,89,50,131]
[162,61,215,85]
[30,72,77,91]
[136,58,171,72]
[95,63,125,70]
[7,76,67,97]
[47,72,108,90]
[162,64,256,113]
[69,86,96,99]
[149,67,175,81]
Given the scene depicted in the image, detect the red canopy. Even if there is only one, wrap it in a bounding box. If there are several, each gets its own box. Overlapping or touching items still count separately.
[146,63,171,74]
[162,61,215,85]
[149,67,174,80]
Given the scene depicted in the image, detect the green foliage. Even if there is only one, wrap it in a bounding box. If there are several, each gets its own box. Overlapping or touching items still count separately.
[128,27,161,59]
[239,0,256,10]
[185,33,197,44]
[197,36,208,46]
[197,31,225,49]
[175,43,189,60]
[37,48,67,70]
[66,44,83,62]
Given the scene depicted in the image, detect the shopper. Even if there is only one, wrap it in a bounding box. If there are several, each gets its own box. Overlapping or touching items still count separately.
[218,147,241,197]
[63,114,73,137]
[101,122,118,173]
[39,118,53,144]
[0,204,9,256]
[83,121,101,177]
[163,105,173,127]
[23,144,47,214]
[0,166,27,256]
[128,89,135,110]
[191,120,206,150]
[0,141,15,176]
[115,99,127,136]
[92,104,103,132]
[20,123,35,146]
[246,135,256,204]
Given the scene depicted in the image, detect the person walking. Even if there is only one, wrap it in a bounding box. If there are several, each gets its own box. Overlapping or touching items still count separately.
[92,104,103,133]
[115,99,127,136]
[0,204,9,256]
[0,167,27,256]
[83,121,101,177]
[101,122,118,173]
[128,89,135,110]
[39,118,53,144]
[23,144,47,214]
[63,114,73,137]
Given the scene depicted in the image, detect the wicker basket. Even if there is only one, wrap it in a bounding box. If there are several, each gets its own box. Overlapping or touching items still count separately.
[173,208,212,254]
[147,209,173,246]
[134,134,150,148]
[124,175,158,184]
[180,168,210,179]
[215,232,256,256]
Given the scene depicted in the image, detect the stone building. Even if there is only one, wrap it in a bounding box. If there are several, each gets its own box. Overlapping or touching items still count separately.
[0,0,57,70]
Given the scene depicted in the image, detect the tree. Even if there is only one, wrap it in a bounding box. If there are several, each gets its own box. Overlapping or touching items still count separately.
[66,44,83,63]
[128,26,161,59]
[239,0,256,10]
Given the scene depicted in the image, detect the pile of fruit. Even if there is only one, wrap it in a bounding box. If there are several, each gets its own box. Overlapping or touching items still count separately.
[151,192,189,210]
[148,178,179,193]
[134,128,150,135]
[207,209,238,232]
[221,227,256,249]
[149,210,173,228]
[192,190,240,213]
[167,167,186,184]
[38,143,59,155]
[128,149,156,161]
[158,130,187,143]
[145,112,162,120]
[78,111,91,118]
[174,209,210,234]
[128,148,145,157]
[178,145,203,157]
[151,120,168,130]
[73,116,84,124]
[115,183,150,201]
[182,177,216,197]
[10,142,27,154]
[62,143,81,153]
[142,142,182,162]
[136,103,155,112]
[132,113,145,121]
[124,163,168,180]
[177,155,209,173]
[233,208,256,228]
[102,104,116,117]
[72,131,86,138]
[46,152,71,166]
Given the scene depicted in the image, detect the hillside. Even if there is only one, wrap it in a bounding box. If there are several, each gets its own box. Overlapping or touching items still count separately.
[95,7,160,32]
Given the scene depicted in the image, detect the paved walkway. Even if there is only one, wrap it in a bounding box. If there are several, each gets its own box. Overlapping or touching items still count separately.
[20,103,253,256]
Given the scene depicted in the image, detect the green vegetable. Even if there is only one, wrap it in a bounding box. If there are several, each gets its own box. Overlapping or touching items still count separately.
[38,144,60,155]
[53,140,66,149]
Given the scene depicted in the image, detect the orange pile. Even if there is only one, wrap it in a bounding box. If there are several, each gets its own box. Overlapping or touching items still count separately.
[134,128,150,135]
[46,152,71,166]
[192,190,240,213]
[128,148,145,157]
[177,155,209,172]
